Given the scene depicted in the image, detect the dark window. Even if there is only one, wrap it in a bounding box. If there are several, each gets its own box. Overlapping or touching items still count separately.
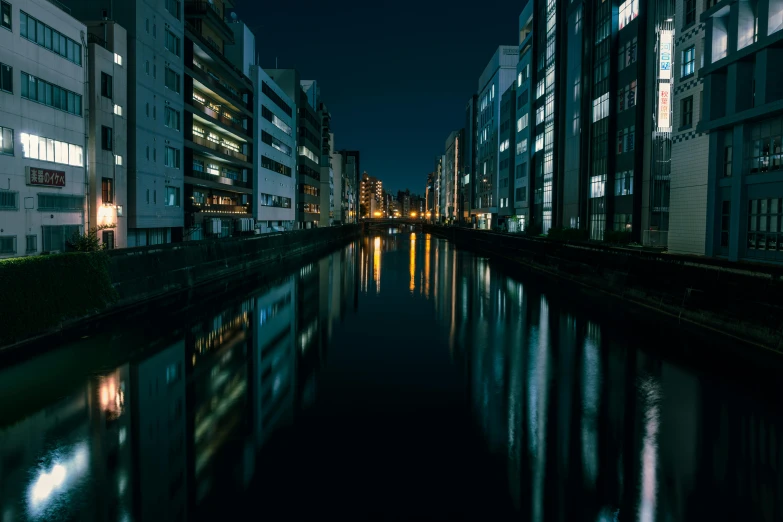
[101,72,114,100]
[681,46,695,77]
[262,82,292,116]
[724,145,732,177]
[101,72,112,99]
[102,230,114,249]
[42,225,80,252]
[685,0,696,25]
[261,155,292,177]
[681,96,693,128]
[102,177,114,203]
[721,200,730,248]
[0,190,18,209]
[1,1,10,31]
[26,234,37,253]
[19,11,81,65]
[0,236,16,254]
[101,126,112,151]
[0,62,11,93]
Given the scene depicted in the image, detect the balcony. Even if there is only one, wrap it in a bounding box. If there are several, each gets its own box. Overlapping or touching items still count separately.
[190,98,249,136]
[191,203,251,215]
[191,134,248,163]
[185,1,235,43]
[189,61,248,111]
[187,168,250,190]
[185,21,249,89]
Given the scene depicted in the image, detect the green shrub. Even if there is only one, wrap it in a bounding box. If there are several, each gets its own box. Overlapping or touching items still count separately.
[604,230,632,244]
[547,227,589,242]
[0,252,117,346]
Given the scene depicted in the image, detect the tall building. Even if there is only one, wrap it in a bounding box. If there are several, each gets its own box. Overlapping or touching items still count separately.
[513,5,533,232]
[668,0,708,255]
[435,155,444,222]
[85,21,129,249]
[472,46,518,230]
[360,172,382,217]
[319,109,333,228]
[1,0,87,257]
[444,130,464,224]
[266,69,322,228]
[462,95,478,224]
[65,0,186,247]
[252,65,296,233]
[499,84,516,222]
[700,0,783,263]
[184,2,254,240]
[339,149,360,223]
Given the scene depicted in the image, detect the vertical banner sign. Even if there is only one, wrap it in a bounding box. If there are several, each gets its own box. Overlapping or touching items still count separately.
[657,30,673,132]
[659,30,673,79]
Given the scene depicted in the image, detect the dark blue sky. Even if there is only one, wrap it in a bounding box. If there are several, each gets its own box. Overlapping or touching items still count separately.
[234,0,523,194]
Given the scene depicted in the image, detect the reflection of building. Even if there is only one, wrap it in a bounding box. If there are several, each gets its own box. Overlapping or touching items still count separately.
[134,342,187,521]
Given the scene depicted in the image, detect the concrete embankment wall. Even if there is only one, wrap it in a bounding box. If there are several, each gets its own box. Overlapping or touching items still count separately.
[425,225,783,353]
[0,226,358,351]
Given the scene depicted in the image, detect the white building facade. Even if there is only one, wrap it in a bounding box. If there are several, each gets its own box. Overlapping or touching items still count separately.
[0,0,88,256]
[253,66,296,232]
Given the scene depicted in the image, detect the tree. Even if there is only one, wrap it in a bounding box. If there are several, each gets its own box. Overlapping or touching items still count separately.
[68,224,116,252]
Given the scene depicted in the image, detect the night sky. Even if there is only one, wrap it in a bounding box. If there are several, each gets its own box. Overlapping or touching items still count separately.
[233,0,523,195]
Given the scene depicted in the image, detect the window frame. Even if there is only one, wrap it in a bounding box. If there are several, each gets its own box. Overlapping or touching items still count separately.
[681,96,694,128]
[1,1,11,31]
[101,72,113,99]
[681,46,695,78]
[101,125,113,151]
[101,177,114,204]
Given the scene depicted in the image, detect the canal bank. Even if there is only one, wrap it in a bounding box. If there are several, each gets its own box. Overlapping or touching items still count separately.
[0,226,359,352]
[424,225,783,354]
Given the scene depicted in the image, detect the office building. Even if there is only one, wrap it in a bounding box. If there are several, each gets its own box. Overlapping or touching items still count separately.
[184,2,254,239]
[319,104,333,227]
[252,65,296,232]
[700,0,783,263]
[499,84,516,223]
[472,45,518,230]
[512,6,533,232]
[435,154,444,222]
[339,149,360,223]
[65,0,187,246]
[443,129,464,224]
[85,21,129,249]
[668,0,709,255]
[0,0,87,257]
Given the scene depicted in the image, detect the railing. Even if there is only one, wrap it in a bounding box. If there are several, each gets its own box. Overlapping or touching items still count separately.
[191,135,248,162]
[87,33,108,51]
[189,60,247,108]
[188,168,250,188]
[192,203,251,214]
[191,100,249,135]
[185,20,250,87]
[184,1,235,42]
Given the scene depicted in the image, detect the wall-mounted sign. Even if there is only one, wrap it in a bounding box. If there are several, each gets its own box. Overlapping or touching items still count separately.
[26,166,65,187]
[659,30,673,80]
[658,83,671,131]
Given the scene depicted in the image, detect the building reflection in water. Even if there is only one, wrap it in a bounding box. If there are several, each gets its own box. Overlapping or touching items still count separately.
[0,243,358,522]
[427,231,783,522]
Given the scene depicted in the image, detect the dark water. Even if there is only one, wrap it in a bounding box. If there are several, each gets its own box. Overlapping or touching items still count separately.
[1,228,782,521]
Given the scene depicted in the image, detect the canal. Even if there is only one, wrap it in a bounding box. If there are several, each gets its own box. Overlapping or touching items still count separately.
[0,228,781,521]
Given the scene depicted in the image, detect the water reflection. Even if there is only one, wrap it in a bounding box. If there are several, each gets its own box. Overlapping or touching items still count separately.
[2,231,783,521]
[0,244,358,522]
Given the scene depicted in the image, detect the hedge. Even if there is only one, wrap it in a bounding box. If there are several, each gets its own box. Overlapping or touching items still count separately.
[0,252,117,347]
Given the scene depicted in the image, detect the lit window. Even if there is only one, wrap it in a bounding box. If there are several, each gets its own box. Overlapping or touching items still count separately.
[619,0,639,30]
[681,46,695,77]
[115,155,123,165]
[113,104,123,116]
[114,53,123,66]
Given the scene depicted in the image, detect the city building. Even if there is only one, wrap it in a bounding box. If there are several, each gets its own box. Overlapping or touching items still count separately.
[699,0,783,263]
[85,20,129,249]
[338,149,360,223]
[319,104,333,227]
[425,171,435,220]
[443,130,464,224]
[462,95,478,225]
[1,0,88,257]
[668,0,708,255]
[184,2,254,240]
[472,45,518,230]
[252,65,296,232]
[498,84,516,225]
[360,172,382,217]
[435,155,444,222]
[512,6,533,232]
[67,0,187,246]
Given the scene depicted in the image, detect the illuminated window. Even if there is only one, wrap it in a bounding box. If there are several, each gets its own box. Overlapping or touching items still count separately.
[618,0,638,30]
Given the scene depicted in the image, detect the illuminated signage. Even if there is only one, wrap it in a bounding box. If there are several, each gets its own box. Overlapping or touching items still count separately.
[659,30,673,80]
[26,167,66,187]
[658,83,671,131]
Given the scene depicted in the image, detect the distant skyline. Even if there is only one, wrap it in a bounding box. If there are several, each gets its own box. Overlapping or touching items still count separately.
[235,0,522,193]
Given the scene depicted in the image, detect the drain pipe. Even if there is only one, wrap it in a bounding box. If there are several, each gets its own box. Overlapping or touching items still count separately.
[81,31,91,233]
